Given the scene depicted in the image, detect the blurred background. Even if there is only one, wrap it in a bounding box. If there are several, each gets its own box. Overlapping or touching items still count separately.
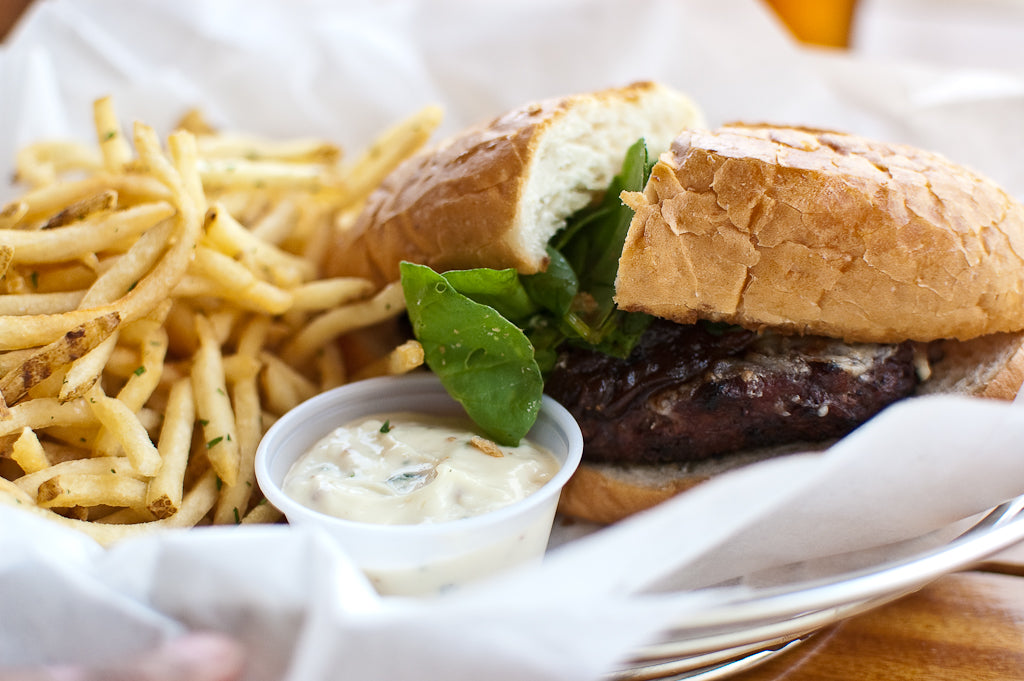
[5,0,1024,69]
[766,0,1024,69]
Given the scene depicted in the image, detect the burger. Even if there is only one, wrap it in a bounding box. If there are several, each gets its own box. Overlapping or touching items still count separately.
[330,82,1024,523]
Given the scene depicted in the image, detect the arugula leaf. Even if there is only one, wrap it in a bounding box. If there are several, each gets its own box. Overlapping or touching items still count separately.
[400,262,543,446]
[550,137,655,356]
[560,138,652,324]
[521,245,578,317]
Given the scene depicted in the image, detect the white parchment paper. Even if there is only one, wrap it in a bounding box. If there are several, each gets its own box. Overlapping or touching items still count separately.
[3,1,1024,679]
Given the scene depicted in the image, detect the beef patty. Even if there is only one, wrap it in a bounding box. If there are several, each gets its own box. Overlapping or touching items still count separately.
[544,319,919,465]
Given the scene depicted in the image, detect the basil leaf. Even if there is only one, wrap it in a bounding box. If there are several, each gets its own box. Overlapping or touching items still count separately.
[440,267,539,324]
[400,262,543,446]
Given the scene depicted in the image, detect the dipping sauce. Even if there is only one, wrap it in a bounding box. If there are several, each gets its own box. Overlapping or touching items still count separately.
[282,411,560,525]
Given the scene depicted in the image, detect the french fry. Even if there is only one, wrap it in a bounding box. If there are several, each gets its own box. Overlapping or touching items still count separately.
[79,218,176,307]
[0,291,87,316]
[191,315,240,487]
[317,339,347,391]
[29,262,97,293]
[241,499,283,525]
[41,190,117,230]
[0,398,91,435]
[296,210,334,267]
[0,348,37,376]
[197,133,341,164]
[92,322,167,456]
[203,203,315,286]
[10,428,49,475]
[37,472,150,513]
[2,202,174,265]
[0,201,28,229]
[169,129,207,216]
[214,356,260,525]
[288,277,375,311]
[341,104,442,203]
[248,197,297,245]
[236,314,270,360]
[0,469,219,546]
[0,313,120,407]
[197,157,343,193]
[14,175,163,226]
[351,340,425,382]
[15,140,103,188]
[59,334,118,402]
[259,351,317,416]
[187,246,293,314]
[85,386,161,476]
[281,281,406,364]
[14,456,141,497]
[174,108,216,136]
[93,96,133,172]
[26,365,69,400]
[146,378,195,518]
[0,245,13,278]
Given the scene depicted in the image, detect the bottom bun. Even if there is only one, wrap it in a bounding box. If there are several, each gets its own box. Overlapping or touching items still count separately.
[556,331,1024,525]
[919,331,1024,400]
[555,443,819,524]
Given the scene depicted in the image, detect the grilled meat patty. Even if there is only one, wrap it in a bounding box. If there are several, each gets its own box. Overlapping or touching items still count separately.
[544,319,919,465]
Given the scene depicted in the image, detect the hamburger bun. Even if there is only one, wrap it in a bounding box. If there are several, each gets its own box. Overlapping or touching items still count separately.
[330,88,1024,525]
[616,124,1024,343]
[332,81,704,286]
[562,124,1024,523]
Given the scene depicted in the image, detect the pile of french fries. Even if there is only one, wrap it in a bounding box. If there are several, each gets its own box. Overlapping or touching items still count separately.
[0,97,440,545]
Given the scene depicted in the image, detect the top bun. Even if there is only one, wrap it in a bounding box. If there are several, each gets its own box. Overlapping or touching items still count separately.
[617,125,1024,343]
[331,81,704,286]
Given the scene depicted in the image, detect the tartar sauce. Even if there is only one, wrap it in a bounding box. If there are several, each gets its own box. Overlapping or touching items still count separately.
[282,412,560,525]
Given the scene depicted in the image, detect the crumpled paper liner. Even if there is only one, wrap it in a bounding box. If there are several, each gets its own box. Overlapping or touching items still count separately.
[3,1,1024,680]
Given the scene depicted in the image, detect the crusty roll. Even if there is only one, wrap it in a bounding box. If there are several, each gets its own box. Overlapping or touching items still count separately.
[331,81,704,286]
[617,125,1024,343]
[561,124,1024,524]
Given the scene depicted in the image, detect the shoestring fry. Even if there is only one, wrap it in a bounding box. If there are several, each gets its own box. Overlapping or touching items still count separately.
[0,96,441,545]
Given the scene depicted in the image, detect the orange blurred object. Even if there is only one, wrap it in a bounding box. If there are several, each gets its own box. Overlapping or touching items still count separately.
[763,0,858,48]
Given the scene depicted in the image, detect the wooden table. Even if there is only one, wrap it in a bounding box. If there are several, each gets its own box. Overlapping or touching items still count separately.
[729,541,1024,680]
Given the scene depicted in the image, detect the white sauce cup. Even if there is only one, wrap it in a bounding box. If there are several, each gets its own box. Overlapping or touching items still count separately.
[254,372,583,596]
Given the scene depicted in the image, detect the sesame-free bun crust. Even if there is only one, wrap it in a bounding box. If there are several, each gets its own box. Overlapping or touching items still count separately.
[617,125,1024,343]
[331,81,704,286]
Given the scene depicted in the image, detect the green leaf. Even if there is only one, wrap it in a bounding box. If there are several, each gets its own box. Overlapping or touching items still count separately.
[397,139,659,439]
[561,138,651,322]
[440,267,539,324]
[400,262,543,446]
[520,246,578,317]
